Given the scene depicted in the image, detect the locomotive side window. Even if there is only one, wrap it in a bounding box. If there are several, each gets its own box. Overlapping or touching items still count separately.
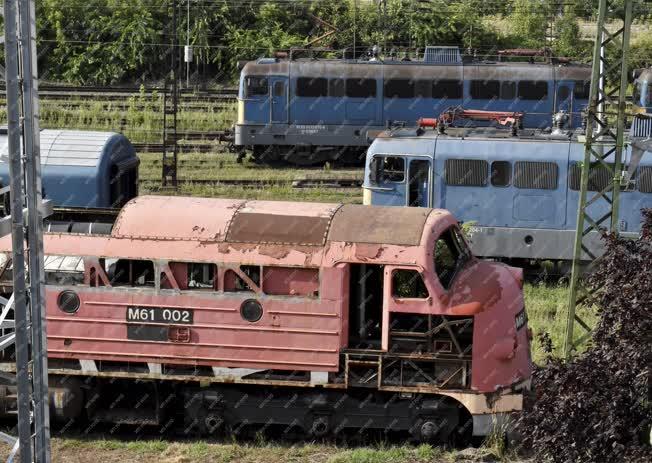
[445,159,488,187]
[500,81,516,100]
[384,79,415,99]
[518,81,548,100]
[262,266,319,296]
[328,78,345,97]
[273,81,285,97]
[107,259,155,287]
[346,78,377,98]
[224,265,260,292]
[434,228,469,290]
[432,79,462,99]
[470,80,500,99]
[392,269,429,299]
[370,156,405,184]
[245,76,268,97]
[491,161,511,187]
[514,161,558,190]
[169,262,216,290]
[296,77,328,97]
[573,80,591,99]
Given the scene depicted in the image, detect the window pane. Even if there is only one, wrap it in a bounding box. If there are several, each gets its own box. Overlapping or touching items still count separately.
[273,81,285,97]
[392,270,429,298]
[377,156,405,182]
[514,161,558,189]
[329,78,345,97]
[245,76,268,96]
[346,78,377,98]
[445,159,488,186]
[518,81,548,100]
[434,230,462,290]
[500,81,516,100]
[108,259,155,287]
[433,79,463,99]
[573,80,590,99]
[296,77,328,97]
[491,161,511,187]
[384,79,415,98]
[470,80,500,99]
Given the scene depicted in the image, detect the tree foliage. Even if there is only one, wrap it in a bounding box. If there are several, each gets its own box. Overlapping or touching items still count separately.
[19,0,632,85]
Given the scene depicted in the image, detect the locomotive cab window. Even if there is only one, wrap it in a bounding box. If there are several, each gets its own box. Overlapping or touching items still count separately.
[573,80,591,100]
[370,156,405,184]
[107,259,155,287]
[296,77,328,97]
[434,228,469,290]
[500,81,516,100]
[392,269,429,299]
[245,76,268,97]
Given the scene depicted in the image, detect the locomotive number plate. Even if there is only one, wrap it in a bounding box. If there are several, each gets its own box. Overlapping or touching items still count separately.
[126,307,194,342]
[127,307,194,324]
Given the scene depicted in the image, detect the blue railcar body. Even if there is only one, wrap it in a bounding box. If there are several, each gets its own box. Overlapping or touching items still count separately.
[363,128,652,261]
[235,48,593,164]
[0,130,139,208]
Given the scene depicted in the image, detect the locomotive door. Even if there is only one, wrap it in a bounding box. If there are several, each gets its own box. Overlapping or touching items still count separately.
[407,159,431,207]
[270,77,288,123]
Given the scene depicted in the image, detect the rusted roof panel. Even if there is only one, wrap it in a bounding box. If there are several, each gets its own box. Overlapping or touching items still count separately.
[328,204,431,246]
[225,201,340,245]
[111,196,244,241]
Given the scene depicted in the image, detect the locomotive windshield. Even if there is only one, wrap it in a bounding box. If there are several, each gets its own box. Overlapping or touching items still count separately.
[245,76,268,97]
[434,227,471,289]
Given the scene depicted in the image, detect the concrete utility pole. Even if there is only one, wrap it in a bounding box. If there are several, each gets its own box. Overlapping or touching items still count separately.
[564,0,633,358]
[1,0,52,461]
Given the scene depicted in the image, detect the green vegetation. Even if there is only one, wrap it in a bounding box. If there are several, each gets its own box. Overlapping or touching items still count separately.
[22,0,652,86]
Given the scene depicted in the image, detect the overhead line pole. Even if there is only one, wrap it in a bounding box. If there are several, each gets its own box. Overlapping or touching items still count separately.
[564,0,633,358]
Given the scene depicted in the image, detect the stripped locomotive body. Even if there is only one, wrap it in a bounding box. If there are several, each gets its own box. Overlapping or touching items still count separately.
[0,196,531,441]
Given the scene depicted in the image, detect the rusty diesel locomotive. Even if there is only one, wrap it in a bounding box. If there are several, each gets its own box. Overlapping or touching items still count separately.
[0,196,531,442]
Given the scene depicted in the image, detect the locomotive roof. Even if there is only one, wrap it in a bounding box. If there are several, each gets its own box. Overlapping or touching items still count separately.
[241,59,590,80]
[111,195,438,247]
[0,129,131,168]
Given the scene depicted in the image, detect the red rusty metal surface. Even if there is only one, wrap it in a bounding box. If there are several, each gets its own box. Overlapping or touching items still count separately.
[0,197,530,393]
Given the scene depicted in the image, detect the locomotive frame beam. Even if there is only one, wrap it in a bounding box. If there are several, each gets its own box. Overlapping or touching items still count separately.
[564,0,633,358]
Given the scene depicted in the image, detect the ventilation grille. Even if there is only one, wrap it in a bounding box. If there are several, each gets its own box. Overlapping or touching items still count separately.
[569,163,614,192]
[423,46,462,64]
[640,166,652,193]
[514,161,558,190]
[631,115,652,138]
[445,159,488,186]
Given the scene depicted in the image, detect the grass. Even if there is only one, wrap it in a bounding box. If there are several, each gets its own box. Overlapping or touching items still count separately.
[1,438,464,463]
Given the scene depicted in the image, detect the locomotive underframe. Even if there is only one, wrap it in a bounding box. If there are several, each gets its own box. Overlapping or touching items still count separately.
[0,352,523,440]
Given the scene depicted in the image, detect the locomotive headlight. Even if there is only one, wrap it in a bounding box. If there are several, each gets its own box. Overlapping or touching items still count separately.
[57,290,80,314]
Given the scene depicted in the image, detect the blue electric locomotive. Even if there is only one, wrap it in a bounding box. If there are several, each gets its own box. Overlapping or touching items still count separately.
[363,125,652,262]
[0,129,139,209]
[235,46,592,164]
